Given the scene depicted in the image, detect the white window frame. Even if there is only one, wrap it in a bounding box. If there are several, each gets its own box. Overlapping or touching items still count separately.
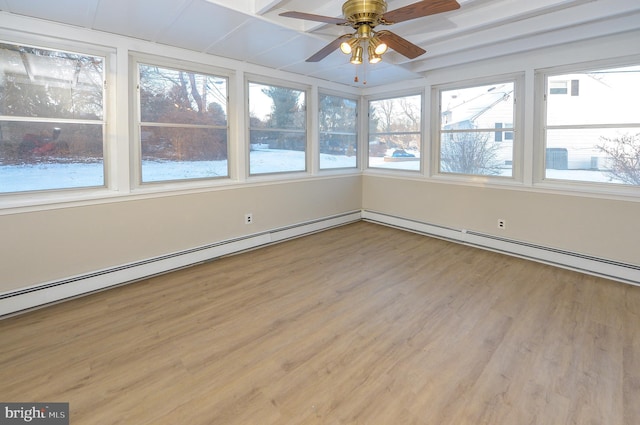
[535,57,640,198]
[131,54,232,188]
[366,90,424,173]
[318,89,359,171]
[431,74,524,184]
[0,36,116,210]
[246,76,309,177]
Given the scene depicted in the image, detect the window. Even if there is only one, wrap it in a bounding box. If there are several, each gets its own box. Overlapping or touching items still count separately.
[248,81,306,175]
[439,82,516,177]
[368,94,421,171]
[494,123,514,142]
[571,79,580,97]
[137,63,228,183]
[0,42,105,193]
[544,64,640,185]
[549,80,580,96]
[549,80,568,95]
[319,93,358,170]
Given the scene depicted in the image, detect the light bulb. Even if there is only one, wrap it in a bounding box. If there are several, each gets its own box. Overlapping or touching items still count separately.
[340,41,352,54]
[370,37,388,55]
[368,45,382,64]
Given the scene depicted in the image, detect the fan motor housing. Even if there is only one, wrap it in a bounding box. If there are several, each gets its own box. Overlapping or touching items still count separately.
[342,0,387,26]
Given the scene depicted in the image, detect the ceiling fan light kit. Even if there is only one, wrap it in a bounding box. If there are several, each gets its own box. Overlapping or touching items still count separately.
[340,37,359,54]
[369,36,388,55]
[337,23,389,65]
[368,47,382,64]
[350,45,364,64]
[280,0,460,80]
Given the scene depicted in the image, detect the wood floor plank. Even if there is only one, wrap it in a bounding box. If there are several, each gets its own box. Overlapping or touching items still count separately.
[1,221,638,424]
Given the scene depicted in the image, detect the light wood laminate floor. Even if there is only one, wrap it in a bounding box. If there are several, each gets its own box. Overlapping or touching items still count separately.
[1,222,639,424]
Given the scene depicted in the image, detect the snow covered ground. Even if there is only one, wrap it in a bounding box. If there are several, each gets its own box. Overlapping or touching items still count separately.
[544,168,616,183]
[0,150,357,192]
[0,149,624,193]
[368,157,420,171]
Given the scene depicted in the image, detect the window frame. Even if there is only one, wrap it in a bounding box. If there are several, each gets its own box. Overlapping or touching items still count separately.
[366,91,424,173]
[432,74,524,184]
[318,90,359,171]
[132,54,232,187]
[535,58,640,196]
[246,76,309,177]
[0,39,111,198]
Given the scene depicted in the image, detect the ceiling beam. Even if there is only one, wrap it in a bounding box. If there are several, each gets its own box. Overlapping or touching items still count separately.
[254,0,285,15]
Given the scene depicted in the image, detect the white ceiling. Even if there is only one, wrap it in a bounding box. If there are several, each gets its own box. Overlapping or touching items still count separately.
[1,0,639,87]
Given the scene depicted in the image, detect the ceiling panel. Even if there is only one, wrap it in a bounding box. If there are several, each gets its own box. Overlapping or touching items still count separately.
[308,66,364,87]
[281,58,354,85]
[93,0,192,42]
[250,35,341,69]
[156,0,251,52]
[4,0,98,28]
[349,63,421,87]
[205,19,303,63]
[262,0,345,18]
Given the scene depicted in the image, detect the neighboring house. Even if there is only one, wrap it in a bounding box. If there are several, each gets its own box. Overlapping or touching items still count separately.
[442,72,637,172]
[442,84,515,169]
[544,71,628,171]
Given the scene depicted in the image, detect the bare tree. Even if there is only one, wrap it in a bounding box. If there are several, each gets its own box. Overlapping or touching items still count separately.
[597,133,640,185]
[398,97,420,130]
[374,99,395,132]
[369,97,420,152]
[138,65,227,161]
[440,131,502,175]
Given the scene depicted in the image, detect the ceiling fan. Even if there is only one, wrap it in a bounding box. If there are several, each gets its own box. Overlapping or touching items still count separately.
[280,0,461,64]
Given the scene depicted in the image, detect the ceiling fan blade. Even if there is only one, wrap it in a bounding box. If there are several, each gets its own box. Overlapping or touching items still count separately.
[382,0,460,24]
[279,11,349,26]
[377,31,426,59]
[306,35,351,62]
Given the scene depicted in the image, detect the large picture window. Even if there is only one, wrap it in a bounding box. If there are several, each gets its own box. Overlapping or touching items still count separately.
[137,63,229,183]
[0,42,105,193]
[249,82,306,175]
[319,93,358,170]
[439,81,515,177]
[368,94,421,171]
[544,64,640,186]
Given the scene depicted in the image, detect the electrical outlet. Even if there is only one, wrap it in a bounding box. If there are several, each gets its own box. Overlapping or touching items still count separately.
[497,219,506,229]
[245,213,253,225]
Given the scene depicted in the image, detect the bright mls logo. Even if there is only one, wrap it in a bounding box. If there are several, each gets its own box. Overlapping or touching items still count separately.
[0,403,68,424]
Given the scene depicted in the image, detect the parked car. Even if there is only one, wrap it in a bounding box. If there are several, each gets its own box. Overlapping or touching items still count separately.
[391,149,415,158]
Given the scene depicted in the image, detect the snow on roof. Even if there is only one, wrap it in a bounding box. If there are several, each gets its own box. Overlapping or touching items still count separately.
[443,84,513,128]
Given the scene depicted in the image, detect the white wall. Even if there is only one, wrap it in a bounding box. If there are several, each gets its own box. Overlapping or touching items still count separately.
[362,175,639,266]
[362,30,640,276]
[0,177,362,294]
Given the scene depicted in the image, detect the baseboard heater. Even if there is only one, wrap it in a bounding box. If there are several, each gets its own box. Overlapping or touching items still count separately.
[0,211,361,318]
[362,210,640,287]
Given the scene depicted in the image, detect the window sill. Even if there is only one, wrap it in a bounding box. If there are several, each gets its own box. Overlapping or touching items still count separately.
[0,170,363,215]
